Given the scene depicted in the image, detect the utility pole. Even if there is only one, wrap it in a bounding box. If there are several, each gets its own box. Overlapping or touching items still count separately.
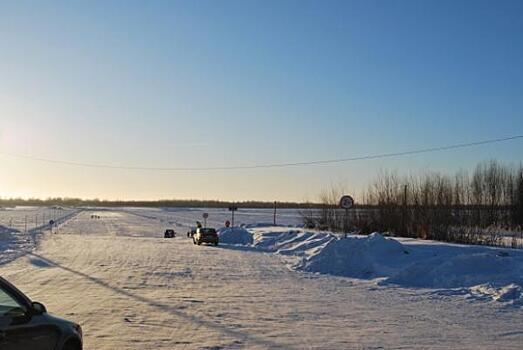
[273,201,277,226]
[403,184,408,235]
[24,215,27,234]
[229,204,238,227]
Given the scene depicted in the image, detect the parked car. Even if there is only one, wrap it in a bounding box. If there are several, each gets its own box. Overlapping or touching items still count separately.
[164,229,176,238]
[187,228,197,238]
[193,228,219,246]
[0,276,83,350]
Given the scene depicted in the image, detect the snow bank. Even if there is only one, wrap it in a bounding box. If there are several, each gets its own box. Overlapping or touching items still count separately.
[386,252,522,289]
[300,233,409,278]
[219,226,523,306]
[251,229,333,254]
[218,227,253,245]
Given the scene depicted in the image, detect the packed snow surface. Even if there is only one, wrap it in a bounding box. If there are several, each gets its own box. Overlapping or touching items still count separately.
[1,207,522,349]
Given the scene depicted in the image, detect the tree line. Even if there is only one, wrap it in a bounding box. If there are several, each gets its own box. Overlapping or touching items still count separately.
[302,160,523,248]
[0,197,318,209]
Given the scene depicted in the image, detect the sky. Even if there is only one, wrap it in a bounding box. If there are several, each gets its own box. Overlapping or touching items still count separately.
[0,0,522,202]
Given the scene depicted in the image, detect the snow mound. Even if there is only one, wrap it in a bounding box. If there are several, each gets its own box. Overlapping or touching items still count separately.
[220,226,523,306]
[300,233,409,278]
[218,227,253,245]
[386,252,522,289]
[252,229,333,254]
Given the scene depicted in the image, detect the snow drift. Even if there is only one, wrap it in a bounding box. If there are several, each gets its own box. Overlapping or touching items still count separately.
[251,229,333,255]
[228,227,523,306]
[385,252,522,289]
[218,227,253,245]
[300,233,409,278]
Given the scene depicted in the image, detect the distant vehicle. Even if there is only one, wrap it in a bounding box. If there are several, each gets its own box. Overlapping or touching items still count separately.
[0,276,83,350]
[193,228,219,246]
[187,228,197,238]
[164,229,176,238]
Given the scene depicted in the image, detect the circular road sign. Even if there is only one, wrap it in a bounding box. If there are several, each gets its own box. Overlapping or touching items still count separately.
[202,213,209,219]
[49,220,55,225]
[339,195,354,209]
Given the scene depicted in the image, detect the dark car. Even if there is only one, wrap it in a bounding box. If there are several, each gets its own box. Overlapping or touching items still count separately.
[0,276,82,350]
[193,228,219,246]
[164,229,176,238]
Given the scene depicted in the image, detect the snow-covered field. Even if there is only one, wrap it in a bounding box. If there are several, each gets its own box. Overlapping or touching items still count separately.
[0,206,78,265]
[0,207,522,349]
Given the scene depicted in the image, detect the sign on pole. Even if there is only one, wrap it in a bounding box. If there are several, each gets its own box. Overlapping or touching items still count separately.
[339,195,354,209]
[339,195,354,236]
[202,213,209,227]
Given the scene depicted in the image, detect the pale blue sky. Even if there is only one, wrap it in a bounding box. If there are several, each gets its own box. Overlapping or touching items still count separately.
[0,0,522,201]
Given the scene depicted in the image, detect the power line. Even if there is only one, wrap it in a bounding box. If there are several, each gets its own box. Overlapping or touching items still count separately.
[0,135,521,172]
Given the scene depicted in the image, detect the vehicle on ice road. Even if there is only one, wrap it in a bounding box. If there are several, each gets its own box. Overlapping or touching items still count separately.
[164,229,176,238]
[0,276,83,350]
[193,228,219,246]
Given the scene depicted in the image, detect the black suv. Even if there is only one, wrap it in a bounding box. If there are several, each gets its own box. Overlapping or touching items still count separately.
[0,276,82,350]
[193,228,219,246]
[164,229,176,238]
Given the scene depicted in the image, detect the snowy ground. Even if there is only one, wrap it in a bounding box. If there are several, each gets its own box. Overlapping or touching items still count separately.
[0,208,522,349]
[0,206,78,265]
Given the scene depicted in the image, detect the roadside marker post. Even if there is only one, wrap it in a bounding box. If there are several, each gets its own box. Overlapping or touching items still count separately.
[228,205,238,227]
[339,195,354,238]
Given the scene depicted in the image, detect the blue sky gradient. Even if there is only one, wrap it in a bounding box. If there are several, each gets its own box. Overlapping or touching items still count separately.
[0,0,522,201]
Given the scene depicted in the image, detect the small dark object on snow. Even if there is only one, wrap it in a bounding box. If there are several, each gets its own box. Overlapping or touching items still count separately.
[164,229,176,238]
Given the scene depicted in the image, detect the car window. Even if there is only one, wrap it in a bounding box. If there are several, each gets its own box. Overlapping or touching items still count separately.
[0,287,27,317]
